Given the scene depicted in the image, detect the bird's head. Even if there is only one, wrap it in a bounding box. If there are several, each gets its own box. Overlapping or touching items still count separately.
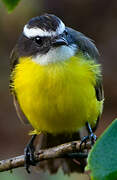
[17,14,78,65]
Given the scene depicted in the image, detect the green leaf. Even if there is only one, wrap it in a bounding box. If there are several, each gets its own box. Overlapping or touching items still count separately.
[2,0,21,12]
[86,119,117,180]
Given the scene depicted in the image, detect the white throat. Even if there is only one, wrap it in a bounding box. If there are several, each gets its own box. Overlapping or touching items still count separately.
[32,45,77,65]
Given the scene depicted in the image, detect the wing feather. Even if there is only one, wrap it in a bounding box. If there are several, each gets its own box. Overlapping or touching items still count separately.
[10,47,29,124]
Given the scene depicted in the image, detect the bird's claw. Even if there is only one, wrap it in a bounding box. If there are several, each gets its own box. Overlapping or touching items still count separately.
[80,133,97,150]
[24,144,36,173]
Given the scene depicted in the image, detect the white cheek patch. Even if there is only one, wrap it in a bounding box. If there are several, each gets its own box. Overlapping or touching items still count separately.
[23,20,65,38]
[32,45,77,65]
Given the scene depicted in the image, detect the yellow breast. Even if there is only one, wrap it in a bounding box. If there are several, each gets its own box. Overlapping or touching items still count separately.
[11,56,103,134]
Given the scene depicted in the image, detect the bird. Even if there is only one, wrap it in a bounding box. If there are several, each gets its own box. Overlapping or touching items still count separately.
[10,14,104,174]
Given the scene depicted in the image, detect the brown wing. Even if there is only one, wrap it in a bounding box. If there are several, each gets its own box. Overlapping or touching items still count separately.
[10,47,29,124]
[92,80,104,132]
[13,95,29,124]
[9,46,19,92]
[95,81,104,102]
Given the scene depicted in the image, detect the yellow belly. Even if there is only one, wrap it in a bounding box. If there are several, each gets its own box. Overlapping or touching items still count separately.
[12,56,103,134]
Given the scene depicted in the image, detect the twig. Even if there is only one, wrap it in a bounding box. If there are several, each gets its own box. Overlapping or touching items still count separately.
[0,140,91,172]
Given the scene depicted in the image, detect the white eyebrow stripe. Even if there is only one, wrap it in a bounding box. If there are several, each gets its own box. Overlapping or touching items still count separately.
[23,20,65,38]
[23,25,56,37]
[56,20,65,35]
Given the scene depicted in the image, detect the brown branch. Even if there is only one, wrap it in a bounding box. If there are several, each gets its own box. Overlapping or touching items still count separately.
[0,140,91,172]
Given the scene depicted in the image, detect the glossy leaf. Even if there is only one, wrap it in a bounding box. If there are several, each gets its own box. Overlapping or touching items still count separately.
[86,119,117,180]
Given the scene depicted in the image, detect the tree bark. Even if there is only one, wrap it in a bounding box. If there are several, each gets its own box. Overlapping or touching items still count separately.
[0,140,91,172]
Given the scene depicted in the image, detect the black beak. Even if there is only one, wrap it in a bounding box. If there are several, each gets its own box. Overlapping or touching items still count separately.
[52,37,68,47]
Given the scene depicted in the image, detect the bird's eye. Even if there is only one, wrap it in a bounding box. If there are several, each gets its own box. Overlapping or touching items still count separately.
[64,30,68,36]
[34,36,43,45]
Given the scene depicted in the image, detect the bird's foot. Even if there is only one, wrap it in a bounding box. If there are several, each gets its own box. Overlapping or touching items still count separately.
[24,140,36,173]
[80,132,97,150]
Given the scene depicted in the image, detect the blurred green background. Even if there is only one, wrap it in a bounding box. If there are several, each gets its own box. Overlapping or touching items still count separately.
[0,0,117,179]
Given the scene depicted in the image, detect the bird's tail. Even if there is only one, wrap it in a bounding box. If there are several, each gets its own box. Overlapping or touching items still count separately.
[35,132,87,174]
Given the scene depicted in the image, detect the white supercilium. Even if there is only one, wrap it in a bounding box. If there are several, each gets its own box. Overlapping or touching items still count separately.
[23,20,65,38]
